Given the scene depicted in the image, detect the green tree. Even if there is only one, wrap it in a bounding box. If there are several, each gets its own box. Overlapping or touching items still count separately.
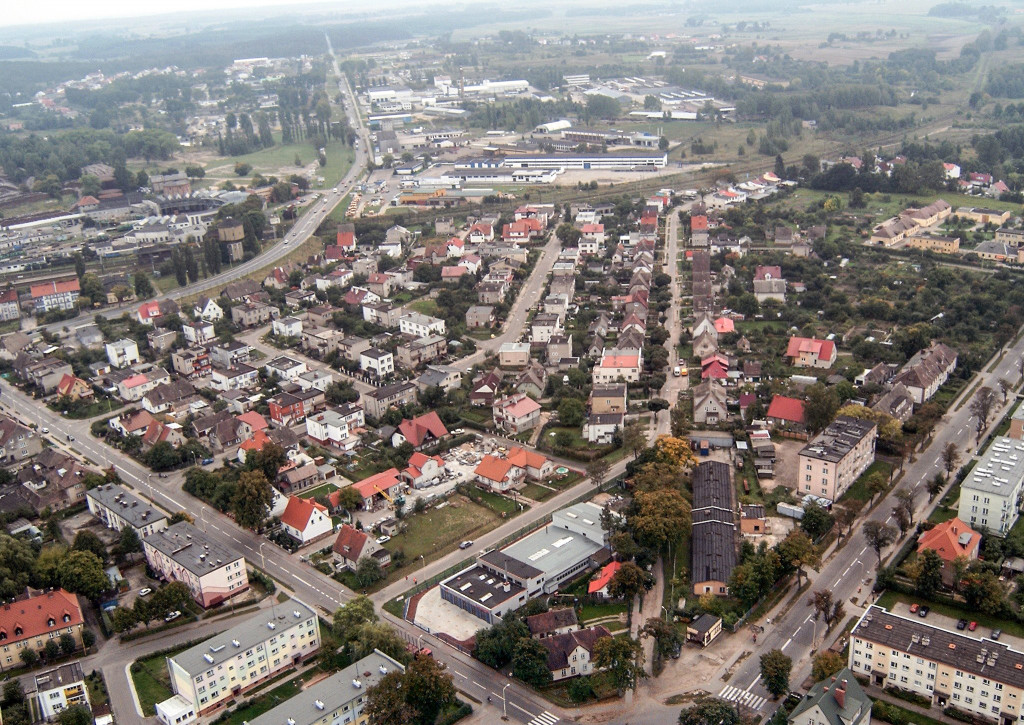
[56,706,92,725]
[621,419,646,459]
[355,557,386,588]
[57,550,109,600]
[799,502,833,540]
[134,272,155,299]
[350,622,408,662]
[0,534,40,597]
[117,526,143,560]
[679,699,740,725]
[43,639,60,661]
[760,649,792,698]
[962,569,1005,614]
[404,655,457,725]
[863,521,898,567]
[333,596,377,641]
[364,671,415,725]
[558,398,585,427]
[19,648,38,667]
[72,530,107,562]
[804,384,839,433]
[913,548,944,599]
[777,530,819,588]
[641,617,682,660]
[232,470,273,531]
[593,636,645,693]
[812,650,845,682]
[512,638,553,687]
[587,458,611,486]
[59,633,76,656]
[941,442,961,481]
[608,562,655,613]
[630,488,691,551]
[474,617,529,669]
[244,442,287,484]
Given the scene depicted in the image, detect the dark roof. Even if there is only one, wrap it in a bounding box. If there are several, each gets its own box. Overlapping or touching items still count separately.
[525,608,578,636]
[689,613,720,635]
[800,416,877,463]
[691,520,737,586]
[789,668,871,725]
[538,626,611,671]
[692,460,734,513]
[479,549,543,580]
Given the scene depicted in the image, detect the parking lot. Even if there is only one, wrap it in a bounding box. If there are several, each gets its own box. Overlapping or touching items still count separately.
[889,600,1020,650]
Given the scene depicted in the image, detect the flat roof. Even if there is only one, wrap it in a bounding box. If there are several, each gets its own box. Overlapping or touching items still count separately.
[962,437,1024,496]
[493,520,604,581]
[442,564,525,609]
[170,598,316,676]
[144,521,243,577]
[799,416,876,463]
[87,483,168,529]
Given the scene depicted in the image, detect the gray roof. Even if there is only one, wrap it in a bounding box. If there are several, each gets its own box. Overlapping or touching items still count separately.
[692,461,734,513]
[170,598,317,677]
[799,416,877,464]
[789,668,871,725]
[87,484,168,529]
[246,651,404,725]
[143,521,243,577]
[442,564,526,609]
[962,437,1024,496]
[688,613,720,636]
[691,520,737,586]
[25,661,85,695]
[488,518,604,582]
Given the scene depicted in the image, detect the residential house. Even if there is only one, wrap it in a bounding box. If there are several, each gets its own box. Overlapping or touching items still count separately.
[147,328,177,354]
[958,437,1024,536]
[515,362,547,399]
[396,335,447,369]
[110,409,155,438]
[798,416,877,501]
[0,590,85,668]
[183,321,215,346]
[56,374,93,401]
[766,395,806,430]
[359,348,394,379]
[143,522,248,607]
[171,349,212,380]
[210,364,259,392]
[272,316,303,338]
[589,384,627,415]
[279,496,333,545]
[392,412,448,449]
[361,382,418,419]
[332,525,390,571]
[27,662,90,719]
[416,365,462,394]
[231,302,279,328]
[692,379,728,425]
[686,614,723,648]
[786,336,837,369]
[526,609,579,640]
[474,455,525,492]
[399,312,445,338]
[143,380,197,415]
[87,482,168,538]
[466,305,495,329]
[788,668,871,725]
[30,279,80,313]
[117,368,171,402]
[305,410,358,451]
[0,289,20,323]
[691,461,738,596]
[588,561,622,600]
[530,313,562,344]
[538,626,611,682]
[891,341,957,405]
[402,451,446,488]
[506,446,553,481]
[193,297,224,322]
[498,342,531,368]
[583,413,623,444]
[917,517,981,586]
[593,348,642,384]
[207,341,252,370]
[349,469,404,511]
[470,370,502,407]
[0,415,42,464]
[493,394,542,434]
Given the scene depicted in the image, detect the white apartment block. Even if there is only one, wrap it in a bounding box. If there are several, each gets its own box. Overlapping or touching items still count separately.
[163,599,320,717]
[797,416,877,502]
[305,411,357,451]
[851,605,1024,725]
[87,483,168,538]
[106,339,141,368]
[29,662,89,721]
[398,312,446,338]
[359,348,394,379]
[142,522,249,608]
[958,437,1024,537]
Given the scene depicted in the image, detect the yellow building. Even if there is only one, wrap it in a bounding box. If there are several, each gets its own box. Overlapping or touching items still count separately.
[906,233,960,254]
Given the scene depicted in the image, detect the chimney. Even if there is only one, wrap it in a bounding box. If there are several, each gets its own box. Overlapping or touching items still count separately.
[834,680,847,709]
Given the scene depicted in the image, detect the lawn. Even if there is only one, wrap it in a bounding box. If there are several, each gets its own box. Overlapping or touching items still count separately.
[840,460,895,512]
[875,590,1024,639]
[384,496,499,563]
[302,482,340,500]
[214,674,304,725]
[131,642,196,715]
[197,138,355,190]
[520,482,556,501]
[48,396,123,420]
[580,602,629,624]
[407,298,440,317]
[468,487,520,515]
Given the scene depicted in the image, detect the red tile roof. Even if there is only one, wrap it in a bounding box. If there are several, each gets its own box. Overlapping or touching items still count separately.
[588,561,621,594]
[506,446,548,471]
[352,468,403,499]
[236,411,268,431]
[786,336,835,362]
[0,589,83,646]
[30,279,79,299]
[332,524,367,560]
[767,395,806,424]
[239,429,271,454]
[691,215,708,231]
[280,496,327,532]
[917,517,981,564]
[138,301,161,320]
[475,455,518,483]
[397,412,448,448]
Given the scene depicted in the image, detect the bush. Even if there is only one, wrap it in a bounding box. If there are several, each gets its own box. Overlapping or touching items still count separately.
[872,700,907,725]
[568,676,595,703]
[436,700,472,725]
[942,706,976,723]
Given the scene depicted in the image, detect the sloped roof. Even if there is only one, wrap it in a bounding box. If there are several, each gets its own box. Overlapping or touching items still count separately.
[352,469,402,499]
[280,496,327,532]
[237,411,268,431]
[332,524,367,560]
[917,517,981,564]
[538,626,611,671]
[588,561,621,594]
[786,336,835,362]
[475,455,518,483]
[506,446,549,471]
[767,395,806,424]
[0,589,83,646]
[526,608,578,636]
[397,411,448,447]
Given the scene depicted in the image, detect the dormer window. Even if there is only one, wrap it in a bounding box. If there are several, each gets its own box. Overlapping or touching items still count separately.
[0,631,7,640]
[47,618,55,627]
[14,627,22,636]
[62,614,71,623]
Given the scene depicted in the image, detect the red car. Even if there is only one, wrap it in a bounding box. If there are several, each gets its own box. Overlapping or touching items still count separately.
[909,603,920,613]
[969,621,978,631]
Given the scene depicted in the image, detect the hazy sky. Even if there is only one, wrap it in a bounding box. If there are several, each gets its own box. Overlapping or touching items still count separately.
[2,0,341,28]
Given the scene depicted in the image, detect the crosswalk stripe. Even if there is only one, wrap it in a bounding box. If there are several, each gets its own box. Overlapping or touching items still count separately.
[717,685,766,711]
[528,712,559,725]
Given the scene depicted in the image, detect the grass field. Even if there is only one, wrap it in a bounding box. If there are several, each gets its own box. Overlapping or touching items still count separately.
[407,298,440,317]
[840,460,895,512]
[131,642,196,715]
[384,496,499,563]
[520,482,556,501]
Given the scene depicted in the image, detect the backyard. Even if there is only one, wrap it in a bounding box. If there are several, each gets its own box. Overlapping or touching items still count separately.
[130,642,195,715]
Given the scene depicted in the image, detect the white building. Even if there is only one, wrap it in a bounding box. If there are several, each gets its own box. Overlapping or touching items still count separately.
[305,410,357,451]
[272,316,303,338]
[106,339,140,368]
[958,436,1024,536]
[279,496,333,545]
[184,321,216,346]
[210,364,259,391]
[359,348,394,379]
[264,356,307,382]
[161,599,319,717]
[87,483,168,538]
[398,312,446,338]
[27,662,89,721]
[142,522,249,607]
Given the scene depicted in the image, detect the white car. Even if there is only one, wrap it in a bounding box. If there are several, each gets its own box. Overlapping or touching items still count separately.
[164,611,181,622]
[138,588,152,597]
[41,427,49,434]
[376,535,391,544]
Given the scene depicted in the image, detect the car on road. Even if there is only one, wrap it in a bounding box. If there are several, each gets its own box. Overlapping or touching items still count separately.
[992,629,1003,640]
[957,618,968,630]
[139,588,152,597]
[376,535,390,544]
[201,457,215,465]
[164,611,181,622]
[459,540,474,549]
[969,621,978,631]
[918,606,930,617]
[909,603,920,613]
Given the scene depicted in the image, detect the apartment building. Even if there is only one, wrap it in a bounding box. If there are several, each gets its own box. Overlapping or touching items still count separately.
[958,437,1024,536]
[850,605,1024,725]
[87,483,168,538]
[26,662,89,720]
[30,280,80,313]
[105,339,141,368]
[361,382,417,419]
[162,599,320,717]
[142,522,249,607]
[798,416,877,502]
[0,590,84,668]
[398,312,446,338]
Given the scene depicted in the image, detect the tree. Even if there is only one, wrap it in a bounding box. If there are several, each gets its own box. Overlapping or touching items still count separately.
[56,706,92,725]
[641,617,682,660]
[58,550,109,600]
[72,530,107,562]
[43,639,60,661]
[927,473,946,502]
[355,556,386,588]
[895,489,915,526]
[812,651,845,682]
[774,154,786,179]
[588,458,611,486]
[593,636,645,693]
[333,595,377,641]
[365,671,416,725]
[941,442,961,480]
[679,699,740,725]
[558,398,585,427]
[970,386,997,441]
[800,502,833,540]
[404,655,457,725]
[232,470,273,531]
[350,622,408,662]
[0,534,38,598]
[134,272,154,299]
[804,384,839,433]
[512,638,552,687]
[244,442,288,485]
[630,488,691,551]
[659,136,669,151]
[81,629,95,651]
[19,648,38,667]
[608,562,655,615]
[914,548,944,599]
[622,419,646,459]
[999,378,1012,404]
[655,435,696,470]
[335,485,362,513]
[833,506,856,542]
[863,521,898,566]
[73,253,86,279]
[234,162,252,176]
[59,632,76,656]
[760,649,792,698]
[474,617,529,669]
[809,589,838,627]
[777,530,818,587]
[961,569,1005,614]
[866,471,889,503]
[3,681,24,705]
[117,526,143,560]
[891,502,912,537]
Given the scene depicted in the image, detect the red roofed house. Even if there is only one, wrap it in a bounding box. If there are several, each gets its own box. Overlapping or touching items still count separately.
[110,409,155,437]
[137,300,163,325]
[351,469,404,511]
[366,273,392,298]
[141,420,186,451]
[691,215,708,231]
[492,394,542,434]
[237,411,268,433]
[280,496,333,545]
[785,336,837,369]
[331,524,390,571]
[588,561,622,599]
[442,265,469,281]
[502,217,544,242]
[754,265,783,281]
[57,374,93,401]
[0,589,85,664]
[766,395,806,429]
[237,429,272,463]
[403,451,446,488]
[336,223,357,250]
[468,223,494,244]
[593,349,643,384]
[506,446,554,481]
[917,517,981,586]
[31,279,80,313]
[714,317,735,334]
[392,411,449,449]
[474,455,525,492]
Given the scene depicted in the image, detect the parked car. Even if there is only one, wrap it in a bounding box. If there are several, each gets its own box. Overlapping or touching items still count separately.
[459,540,474,550]
[909,603,920,613]
[957,619,968,630]
[138,588,152,597]
[918,606,930,617]
[969,621,978,631]
[992,629,1003,640]
[201,457,215,465]
[164,611,181,622]
[376,535,390,544]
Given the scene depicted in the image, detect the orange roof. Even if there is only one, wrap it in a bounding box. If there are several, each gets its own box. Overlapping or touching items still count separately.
[57,373,89,397]
[506,446,548,471]
[588,561,622,594]
[121,373,150,389]
[237,411,268,431]
[138,301,161,319]
[352,468,402,499]
[475,455,517,483]
[0,589,83,646]
[691,215,708,231]
[332,524,367,560]
[30,279,79,299]
[239,429,272,453]
[786,336,835,361]
[280,496,327,532]
[714,317,735,333]
[766,395,805,424]
[397,412,449,447]
[917,517,981,564]
[601,354,639,369]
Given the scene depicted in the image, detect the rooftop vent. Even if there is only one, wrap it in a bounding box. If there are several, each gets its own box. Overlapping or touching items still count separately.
[267,622,276,630]
[352,680,362,689]
[314,701,324,711]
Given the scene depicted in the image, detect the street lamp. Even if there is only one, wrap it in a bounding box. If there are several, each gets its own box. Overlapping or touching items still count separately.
[501,682,510,720]
[259,541,268,571]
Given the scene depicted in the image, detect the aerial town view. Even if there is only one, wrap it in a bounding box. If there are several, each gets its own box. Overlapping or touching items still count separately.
[3,0,1024,724]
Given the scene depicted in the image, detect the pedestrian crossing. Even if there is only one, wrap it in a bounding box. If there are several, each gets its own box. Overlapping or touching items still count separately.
[718,685,768,711]
[527,711,560,725]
